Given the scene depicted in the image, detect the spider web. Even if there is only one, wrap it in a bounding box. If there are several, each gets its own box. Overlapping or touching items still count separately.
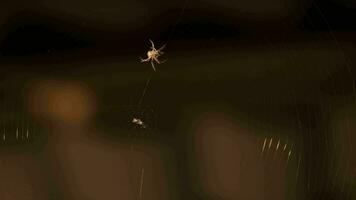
[164,0,190,44]
[130,0,189,134]
[258,1,356,199]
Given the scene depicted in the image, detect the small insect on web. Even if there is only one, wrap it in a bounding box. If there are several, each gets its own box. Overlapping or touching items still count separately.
[131,117,146,129]
[127,106,156,135]
[130,77,153,132]
[140,39,166,71]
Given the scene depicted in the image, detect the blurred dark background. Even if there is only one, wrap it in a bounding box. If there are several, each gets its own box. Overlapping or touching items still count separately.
[0,0,356,199]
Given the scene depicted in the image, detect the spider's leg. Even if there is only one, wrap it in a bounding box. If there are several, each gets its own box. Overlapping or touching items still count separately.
[149,39,155,49]
[140,57,149,62]
[158,43,166,51]
[150,61,156,71]
[153,57,162,64]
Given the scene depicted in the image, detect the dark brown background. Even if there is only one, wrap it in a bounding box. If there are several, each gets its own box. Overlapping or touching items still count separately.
[0,0,355,199]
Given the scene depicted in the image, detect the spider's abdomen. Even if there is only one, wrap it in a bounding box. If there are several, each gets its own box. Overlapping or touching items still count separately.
[147,51,154,57]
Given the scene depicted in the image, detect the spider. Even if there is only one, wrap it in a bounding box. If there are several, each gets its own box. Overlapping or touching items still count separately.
[140,39,166,71]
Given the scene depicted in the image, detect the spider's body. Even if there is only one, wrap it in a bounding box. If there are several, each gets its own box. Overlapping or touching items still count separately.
[140,39,166,71]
